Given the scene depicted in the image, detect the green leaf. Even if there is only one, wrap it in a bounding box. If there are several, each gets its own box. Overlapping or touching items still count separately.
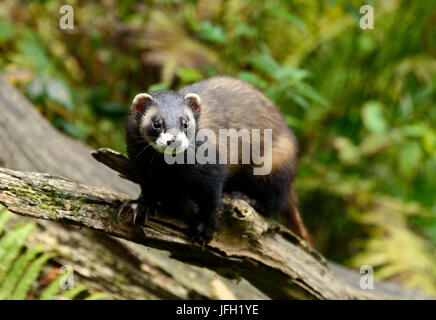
[237,72,268,89]
[333,136,360,165]
[361,101,388,134]
[46,80,74,111]
[234,23,257,38]
[11,29,51,73]
[27,78,45,100]
[284,115,302,128]
[198,21,227,44]
[359,134,392,156]
[250,53,279,77]
[289,94,309,109]
[148,82,170,92]
[423,130,436,155]
[176,68,203,84]
[296,83,328,106]
[53,119,89,140]
[398,142,422,181]
[266,7,307,32]
[0,20,14,43]
[401,124,426,138]
[276,66,310,82]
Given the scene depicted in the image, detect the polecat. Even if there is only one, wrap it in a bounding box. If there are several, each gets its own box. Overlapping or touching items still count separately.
[122,76,312,245]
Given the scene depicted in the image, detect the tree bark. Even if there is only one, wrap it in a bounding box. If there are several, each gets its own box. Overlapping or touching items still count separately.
[0,166,376,299]
[0,76,426,299]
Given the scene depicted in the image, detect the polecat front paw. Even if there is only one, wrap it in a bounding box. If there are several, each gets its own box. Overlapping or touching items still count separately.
[118,200,154,224]
[190,220,217,247]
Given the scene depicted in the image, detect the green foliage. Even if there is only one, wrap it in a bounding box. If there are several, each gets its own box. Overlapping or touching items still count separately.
[348,197,436,295]
[0,207,108,300]
[0,0,435,294]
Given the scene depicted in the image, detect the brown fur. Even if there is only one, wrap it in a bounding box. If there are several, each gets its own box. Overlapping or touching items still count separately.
[179,77,311,243]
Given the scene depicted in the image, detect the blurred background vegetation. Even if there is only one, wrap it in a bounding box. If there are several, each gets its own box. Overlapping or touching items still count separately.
[0,0,435,295]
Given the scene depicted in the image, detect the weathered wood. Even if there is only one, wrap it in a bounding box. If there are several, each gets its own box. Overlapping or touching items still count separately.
[91,151,429,299]
[91,148,135,182]
[0,167,377,299]
[0,76,426,300]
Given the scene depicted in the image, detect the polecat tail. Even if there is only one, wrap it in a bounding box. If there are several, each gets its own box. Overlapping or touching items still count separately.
[283,184,314,246]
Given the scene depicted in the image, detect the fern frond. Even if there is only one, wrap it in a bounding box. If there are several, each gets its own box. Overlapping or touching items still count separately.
[10,252,55,300]
[0,208,108,300]
[84,292,109,300]
[59,284,87,300]
[349,201,436,295]
[0,208,13,234]
[0,223,35,274]
[38,275,62,300]
[0,244,47,299]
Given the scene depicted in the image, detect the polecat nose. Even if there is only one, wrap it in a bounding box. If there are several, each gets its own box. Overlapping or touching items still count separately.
[166,137,175,146]
[167,136,182,148]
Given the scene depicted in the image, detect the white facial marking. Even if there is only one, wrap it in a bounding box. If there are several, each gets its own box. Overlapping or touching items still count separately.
[154,131,189,154]
[155,132,174,149]
[139,109,156,132]
[177,131,190,151]
[184,106,196,124]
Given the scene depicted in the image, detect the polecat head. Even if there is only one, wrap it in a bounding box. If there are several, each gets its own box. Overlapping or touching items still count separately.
[131,90,201,154]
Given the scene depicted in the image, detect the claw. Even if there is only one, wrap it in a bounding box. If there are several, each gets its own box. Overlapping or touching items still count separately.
[118,200,153,225]
[190,234,198,243]
[190,235,207,250]
[190,222,212,249]
[144,206,150,224]
[131,203,139,224]
[117,202,133,221]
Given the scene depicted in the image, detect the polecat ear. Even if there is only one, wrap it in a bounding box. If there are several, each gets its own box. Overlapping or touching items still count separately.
[184,93,201,114]
[132,93,153,113]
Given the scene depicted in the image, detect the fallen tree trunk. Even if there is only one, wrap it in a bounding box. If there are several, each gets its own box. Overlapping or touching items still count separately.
[0,165,375,299]
[0,76,426,300]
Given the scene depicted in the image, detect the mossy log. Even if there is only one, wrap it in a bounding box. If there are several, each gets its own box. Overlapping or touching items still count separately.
[0,165,376,299]
[0,76,426,300]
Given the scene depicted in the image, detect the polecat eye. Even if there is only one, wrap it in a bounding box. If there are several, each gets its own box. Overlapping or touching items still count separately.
[183,122,189,129]
[153,121,161,129]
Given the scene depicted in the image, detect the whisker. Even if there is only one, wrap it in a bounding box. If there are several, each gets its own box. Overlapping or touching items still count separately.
[131,144,153,168]
[129,141,149,146]
[150,149,158,165]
